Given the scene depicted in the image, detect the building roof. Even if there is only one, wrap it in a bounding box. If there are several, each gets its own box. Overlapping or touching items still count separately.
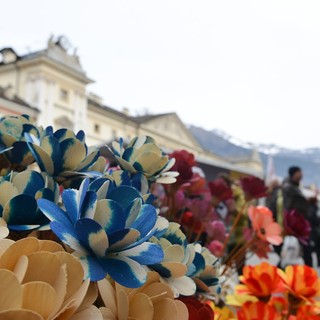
[133,113,175,123]
[229,149,262,164]
[0,86,39,112]
[88,98,137,123]
[88,98,176,125]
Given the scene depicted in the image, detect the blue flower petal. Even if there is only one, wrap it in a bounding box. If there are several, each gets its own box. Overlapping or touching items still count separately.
[125,198,142,228]
[120,242,164,265]
[41,135,62,174]
[76,130,85,142]
[50,220,83,252]
[75,218,109,257]
[53,128,74,141]
[112,170,131,186]
[81,191,97,219]
[12,171,44,196]
[75,150,100,172]
[122,147,135,162]
[3,195,38,226]
[94,199,126,234]
[130,204,157,238]
[37,199,73,227]
[108,229,140,251]
[25,139,54,175]
[124,227,157,250]
[74,253,107,281]
[131,173,149,195]
[62,179,89,223]
[9,141,32,164]
[100,255,147,288]
[8,224,40,231]
[187,252,205,277]
[108,185,141,211]
[89,178,110,193]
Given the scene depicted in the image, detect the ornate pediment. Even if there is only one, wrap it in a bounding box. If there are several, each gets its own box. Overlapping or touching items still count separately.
[138,113,201,150]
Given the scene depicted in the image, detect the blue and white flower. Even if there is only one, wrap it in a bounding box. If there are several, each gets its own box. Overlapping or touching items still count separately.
[0,170,59,231]
[0,114,40,173]
[150,222,196,297]
[103,169,155,204]
[38,178,165,287]
[25,127,100,183]
[111,136,179,184]
[191,243,221,295]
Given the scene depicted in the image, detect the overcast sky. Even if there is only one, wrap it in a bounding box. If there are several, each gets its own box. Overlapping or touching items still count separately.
[1,0,320,149]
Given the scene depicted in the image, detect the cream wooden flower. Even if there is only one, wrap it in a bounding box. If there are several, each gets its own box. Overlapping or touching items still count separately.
[98,271,188,320]
[0,218,9,239]
[0,237,103,320]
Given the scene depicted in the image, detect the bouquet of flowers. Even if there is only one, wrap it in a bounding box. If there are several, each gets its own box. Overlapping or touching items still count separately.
[0,114,318,320]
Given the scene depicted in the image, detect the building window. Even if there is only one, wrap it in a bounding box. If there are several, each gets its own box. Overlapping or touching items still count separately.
[60,88,69,102]
[94,123,100,134]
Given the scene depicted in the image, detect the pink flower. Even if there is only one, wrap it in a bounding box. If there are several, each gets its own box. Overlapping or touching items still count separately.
[248,206,283,246]
[206,220,226,242]
[208,240,224,257]
[187,197,214,220]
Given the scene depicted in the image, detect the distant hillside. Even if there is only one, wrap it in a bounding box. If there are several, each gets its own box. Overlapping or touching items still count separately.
[189,125,320,187]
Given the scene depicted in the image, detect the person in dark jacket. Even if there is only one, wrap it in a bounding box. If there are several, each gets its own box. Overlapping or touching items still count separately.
[282,166,311,265]
[282,166,308,215]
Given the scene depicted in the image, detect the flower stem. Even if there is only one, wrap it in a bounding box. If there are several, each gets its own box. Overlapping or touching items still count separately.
[222,202,247,253]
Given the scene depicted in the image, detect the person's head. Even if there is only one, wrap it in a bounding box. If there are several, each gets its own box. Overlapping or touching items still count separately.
[288,166,303,183]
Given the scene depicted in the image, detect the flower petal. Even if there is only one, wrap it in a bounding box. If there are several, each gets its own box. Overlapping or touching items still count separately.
[101,255,147,288]
[75,218,109,257]
[120,242,164,265]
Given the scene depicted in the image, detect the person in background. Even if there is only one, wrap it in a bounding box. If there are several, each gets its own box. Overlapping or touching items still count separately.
[282,166,311,266]
[282,166,308,215]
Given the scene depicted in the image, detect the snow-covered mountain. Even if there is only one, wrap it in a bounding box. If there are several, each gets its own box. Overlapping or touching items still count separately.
[189,125,320,186]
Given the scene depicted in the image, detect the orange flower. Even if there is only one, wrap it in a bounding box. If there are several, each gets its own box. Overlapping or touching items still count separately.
[237,301,281,320]
[248,206,282,245]
[278,265,320,302]
[268,296,289,317]
[236,262,284,298]
[295,305,320,320]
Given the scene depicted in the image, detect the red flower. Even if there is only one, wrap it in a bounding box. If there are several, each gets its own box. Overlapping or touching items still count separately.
[208,178,233,204]
[179,297,214,320]
[240,176,268,200]
[284,209,311,245]
[237,301,281,320]
[181,210,195,228]
[170,150,196,184]
[183,173,207,195]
